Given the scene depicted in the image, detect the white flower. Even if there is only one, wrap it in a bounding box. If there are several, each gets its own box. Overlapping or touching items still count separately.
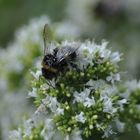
[75,112,86,123]
[48,98,59,113]
[44,118,54,131]
[120,80,140,100]
[76,40,119,70]
[76,56,92,70]
[0,15,51,140]
[9,128,22,140]
[110,52,121,63]
[117,99,127,111]
[59,40,119,71]
[80,41,95,54]
[136,123,140,134]
[61,40,80,48]
[31,70,42,80]
[40,84,50,90]
[86,79,106,90]
[115,119,125,133]
[56,107,64,115]
[74,88,90,102]
[41,118,56,140]
[74,88,95,107]
[96,123,103,130]
[83,97,95,108]
[76,41,95,69]
[42,94,64,115]
[23,119,34,137]
[80,40,110,61]
[74,89,96,107]
[100,85,118,98]
[125,80,140,92]
[102,96,117,114]
[42,78,56,88]
[28,88,37,97]
[102,126,116,138]
[49,78,56,88]
[41,118,64,140]
[106,73,120,84]
[98,41,111,59]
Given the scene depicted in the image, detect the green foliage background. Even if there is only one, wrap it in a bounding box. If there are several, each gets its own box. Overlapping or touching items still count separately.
[0,0,66,47]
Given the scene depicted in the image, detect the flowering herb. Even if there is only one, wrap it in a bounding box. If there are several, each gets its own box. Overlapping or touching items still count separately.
[118,80,140,131]
[20,39,125,139]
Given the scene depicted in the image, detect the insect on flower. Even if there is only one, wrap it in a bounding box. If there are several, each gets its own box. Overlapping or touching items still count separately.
[41,24,80,79]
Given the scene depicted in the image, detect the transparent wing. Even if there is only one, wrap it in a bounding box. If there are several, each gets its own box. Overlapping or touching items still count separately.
[43,24,53,55]
[56,45,79,63]
[43,24,49,55]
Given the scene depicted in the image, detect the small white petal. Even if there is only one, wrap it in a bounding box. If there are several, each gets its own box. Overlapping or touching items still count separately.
[102,126,116,138]
[31,70,42,80]
[111,52,121,63]
[28,88,37,97]
[40,84,49,90]
[106,73,120,84]
[118,99,127,105]
[45,118,54,130]
[9,128,22,140]
[42,95,59,113]
[102,96,117,114]
[75,112,86,123]
[83,97,95,107]
[24,119,34,137]
[56,107,64,115]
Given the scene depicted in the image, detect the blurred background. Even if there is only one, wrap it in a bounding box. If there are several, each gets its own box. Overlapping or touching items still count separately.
[0,0,66,47]
[0,0,140,140]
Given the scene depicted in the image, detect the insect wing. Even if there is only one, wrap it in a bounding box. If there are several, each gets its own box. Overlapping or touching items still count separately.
[43,24,53,55]
[56,46,79,63]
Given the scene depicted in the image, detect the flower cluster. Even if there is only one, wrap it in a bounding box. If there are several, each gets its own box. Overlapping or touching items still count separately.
[65,0,140,79]
[0,16,50,140]
[2,1,140,139]
[0,16,50,91]
[118,80,140,132]
[0,15,82,140]
[9,40,128,140]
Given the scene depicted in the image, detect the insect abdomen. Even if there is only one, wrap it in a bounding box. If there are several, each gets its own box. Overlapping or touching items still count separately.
[41,68,57,79]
